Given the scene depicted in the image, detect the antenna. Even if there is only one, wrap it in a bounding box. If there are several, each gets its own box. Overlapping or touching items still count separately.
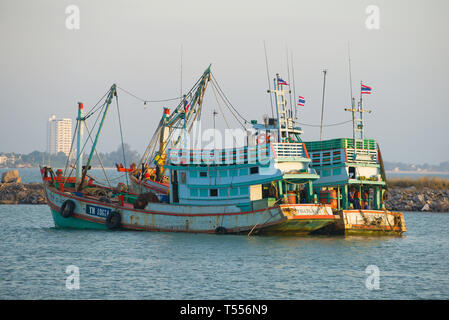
[319,69,328,141]
[286,45,293,118]
[347,42,356,140]
[180,44,183,103]
[263,41,275,119]
[291,52,298,120]
[213,109,218,150]
[348,42,354,105]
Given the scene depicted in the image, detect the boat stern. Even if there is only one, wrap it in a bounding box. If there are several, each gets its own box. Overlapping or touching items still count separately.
[334,209,407,235]
[258,204,339,235]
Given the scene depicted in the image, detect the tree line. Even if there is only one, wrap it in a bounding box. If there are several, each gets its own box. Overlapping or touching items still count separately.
[0,144,141,169]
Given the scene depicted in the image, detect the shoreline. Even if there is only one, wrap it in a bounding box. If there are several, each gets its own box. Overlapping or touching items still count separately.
[386,170,449,175]
[1,182,448,212]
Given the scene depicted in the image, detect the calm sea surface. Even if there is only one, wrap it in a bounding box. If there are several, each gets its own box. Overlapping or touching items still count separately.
[1,168,448,299]
[0,205,448,300]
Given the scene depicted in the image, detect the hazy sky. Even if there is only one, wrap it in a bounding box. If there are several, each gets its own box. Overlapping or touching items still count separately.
[1,0,448,164]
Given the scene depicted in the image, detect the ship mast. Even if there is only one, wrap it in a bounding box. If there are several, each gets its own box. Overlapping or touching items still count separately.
[75,102,84,184]
[344,81,371,141]
[270,74,303,143]
[77,84,116,191]
[272,74,289,142]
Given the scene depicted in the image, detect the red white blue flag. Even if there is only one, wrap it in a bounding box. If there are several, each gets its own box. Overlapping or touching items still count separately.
[277,76,289,86]
[361,84,372,94]
[297,96,305,106]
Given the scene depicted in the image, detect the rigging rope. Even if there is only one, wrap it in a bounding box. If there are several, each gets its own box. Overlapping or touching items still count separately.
[117,86,183,104]
[63,101,106,184]
[210,80,246,130]
[82,121,112,188]
[83,90,110,120]
[115,92,129,190]
[210,72,250,125]
[297,119,353,127]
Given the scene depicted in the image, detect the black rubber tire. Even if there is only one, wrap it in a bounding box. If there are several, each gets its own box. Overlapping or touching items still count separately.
[106,211,121,230]
[214,226,227,234]
[60,200,75,218]
[133,198,147,210]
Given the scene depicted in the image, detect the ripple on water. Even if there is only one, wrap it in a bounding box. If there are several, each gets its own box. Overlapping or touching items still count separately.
[0,206,448,299]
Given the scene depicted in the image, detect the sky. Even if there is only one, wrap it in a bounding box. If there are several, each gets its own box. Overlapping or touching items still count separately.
[0,0,448,164]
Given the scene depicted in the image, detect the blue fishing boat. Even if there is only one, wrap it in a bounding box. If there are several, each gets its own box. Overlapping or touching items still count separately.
[42,66,339,234]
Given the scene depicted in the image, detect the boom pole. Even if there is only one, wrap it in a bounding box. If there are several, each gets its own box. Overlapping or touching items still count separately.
[77,84,116,191]
[75,102,84,184]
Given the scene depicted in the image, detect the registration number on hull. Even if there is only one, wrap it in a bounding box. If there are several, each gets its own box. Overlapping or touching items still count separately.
[86,204,111,218]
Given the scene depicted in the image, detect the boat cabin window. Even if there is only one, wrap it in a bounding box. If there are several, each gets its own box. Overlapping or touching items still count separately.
[349,166,356,179]
[210,189,218,197]
[199,172,207,177]
[250,167,259,174]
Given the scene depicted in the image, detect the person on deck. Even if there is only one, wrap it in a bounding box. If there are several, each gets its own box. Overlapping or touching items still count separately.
[362,190,369,209]
[353,189,361,209]
[348,188,355,208]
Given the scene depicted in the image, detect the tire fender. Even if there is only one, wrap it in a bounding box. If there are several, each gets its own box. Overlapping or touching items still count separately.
[60,200,75,218]
[106,211,121,230]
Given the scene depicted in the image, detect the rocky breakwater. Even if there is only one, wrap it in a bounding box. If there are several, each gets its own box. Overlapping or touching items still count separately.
[385,187,449,212]
[0,170,46,204]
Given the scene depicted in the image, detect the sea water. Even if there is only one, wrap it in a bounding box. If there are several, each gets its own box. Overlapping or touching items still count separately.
[0,205,448,299]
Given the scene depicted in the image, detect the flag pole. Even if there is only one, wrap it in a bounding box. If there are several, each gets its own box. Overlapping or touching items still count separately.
[360,81,363,140]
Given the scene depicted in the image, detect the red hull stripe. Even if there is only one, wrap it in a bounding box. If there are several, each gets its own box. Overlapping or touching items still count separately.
[48,197,282,233]
[47,187,281,217]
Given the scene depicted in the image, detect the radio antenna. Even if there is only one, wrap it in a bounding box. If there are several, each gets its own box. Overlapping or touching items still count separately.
[263,41,275,119]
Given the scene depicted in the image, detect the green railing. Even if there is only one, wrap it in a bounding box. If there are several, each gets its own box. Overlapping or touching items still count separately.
[304,138,376,152]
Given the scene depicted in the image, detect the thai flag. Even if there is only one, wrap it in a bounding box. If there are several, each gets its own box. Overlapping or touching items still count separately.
[361,84,372,94]
[277,76,289,86]
[297,96,305,106]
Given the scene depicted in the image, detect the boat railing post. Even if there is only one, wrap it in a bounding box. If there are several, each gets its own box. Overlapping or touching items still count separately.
[342,185,348,209]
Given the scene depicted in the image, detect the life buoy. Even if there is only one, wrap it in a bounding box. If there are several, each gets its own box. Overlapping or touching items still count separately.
[214,226,227,234]
[60,200,75,218]
[106,211,121,230]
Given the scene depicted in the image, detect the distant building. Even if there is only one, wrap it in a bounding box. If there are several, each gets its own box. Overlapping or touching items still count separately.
[0,155,7,165]
[47,115,73,156]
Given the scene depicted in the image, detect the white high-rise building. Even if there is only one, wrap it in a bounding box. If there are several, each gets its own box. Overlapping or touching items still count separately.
[47,115,73,156]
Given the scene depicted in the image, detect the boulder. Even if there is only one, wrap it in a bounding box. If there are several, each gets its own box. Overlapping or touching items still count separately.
[1,170,21,183]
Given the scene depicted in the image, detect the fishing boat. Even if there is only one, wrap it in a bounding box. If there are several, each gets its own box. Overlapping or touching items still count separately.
[42,66,338,235]
[303,83,406,235]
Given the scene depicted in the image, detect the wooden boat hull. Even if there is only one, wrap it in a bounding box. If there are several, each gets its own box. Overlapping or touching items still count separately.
[332,209,407,235]
[45,185,336,235]
[257,204,339,235]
